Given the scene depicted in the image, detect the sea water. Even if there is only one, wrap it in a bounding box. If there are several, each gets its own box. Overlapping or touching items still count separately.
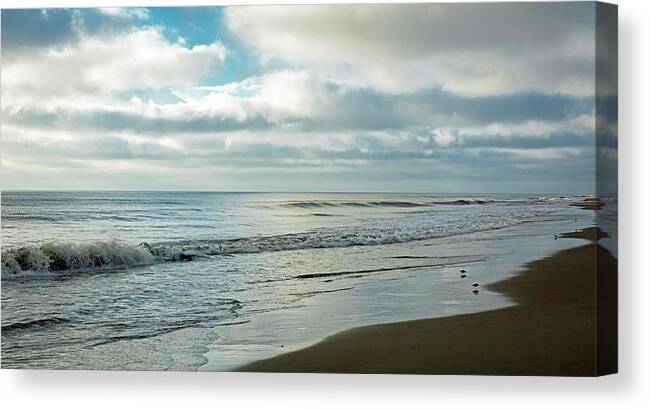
[1,191,591,370]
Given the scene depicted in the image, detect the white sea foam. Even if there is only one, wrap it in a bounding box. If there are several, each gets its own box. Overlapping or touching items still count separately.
[149,211,536,260]
[2,206,560,277]
[1,240,154,278]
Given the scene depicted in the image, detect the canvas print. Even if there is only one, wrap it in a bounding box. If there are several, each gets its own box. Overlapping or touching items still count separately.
[1,2,617,375]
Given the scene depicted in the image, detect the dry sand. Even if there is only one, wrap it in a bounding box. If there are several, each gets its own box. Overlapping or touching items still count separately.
[238,227,617,376]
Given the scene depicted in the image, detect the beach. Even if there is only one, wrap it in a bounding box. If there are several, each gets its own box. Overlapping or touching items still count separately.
[1,2,619,380]
[1,192,613,372]
[239,227,617,376]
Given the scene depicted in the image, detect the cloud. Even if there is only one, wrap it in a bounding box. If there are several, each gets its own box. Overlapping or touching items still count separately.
[489,147,587,161]
[1,116,596,193]
[0,4,601,193]
[174,71,332,124]
[1,26,226,99]
[0,8,156,56]
[2,68,594,140]
[454,113,595,140]
[224,3,596,97]
[431,129,457,147]
[1,9,74,50]
[99,8,150,20]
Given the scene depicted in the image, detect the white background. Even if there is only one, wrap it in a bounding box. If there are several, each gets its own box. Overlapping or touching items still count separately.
[1,0,649,408]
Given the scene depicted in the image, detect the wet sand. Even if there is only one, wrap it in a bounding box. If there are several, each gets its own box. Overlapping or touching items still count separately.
[238,227,617,376]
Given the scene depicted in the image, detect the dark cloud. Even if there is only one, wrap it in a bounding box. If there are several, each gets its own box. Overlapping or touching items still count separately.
[3,106,273,134]
[330,87,593,130]
[1,9,78,52]
[1,8,147,57]
[451,133,594,150]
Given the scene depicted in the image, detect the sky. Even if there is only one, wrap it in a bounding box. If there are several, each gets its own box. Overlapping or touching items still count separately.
[0,3,615,193]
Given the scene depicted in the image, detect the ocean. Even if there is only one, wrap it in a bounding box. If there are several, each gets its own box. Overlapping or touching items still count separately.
[1,191,594,370]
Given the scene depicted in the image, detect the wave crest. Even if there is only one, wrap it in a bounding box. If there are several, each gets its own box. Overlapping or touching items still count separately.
[3,209,550,277]
[150,212,530,260]
[2,240,154,277]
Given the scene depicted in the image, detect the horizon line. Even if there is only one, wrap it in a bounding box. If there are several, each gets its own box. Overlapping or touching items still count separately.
[0,189,594,195]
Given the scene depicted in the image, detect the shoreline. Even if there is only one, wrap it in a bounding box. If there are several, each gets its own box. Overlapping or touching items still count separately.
[237,227,617,376]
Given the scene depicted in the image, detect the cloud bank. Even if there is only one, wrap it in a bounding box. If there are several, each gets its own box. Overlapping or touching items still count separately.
[1,4,602,193]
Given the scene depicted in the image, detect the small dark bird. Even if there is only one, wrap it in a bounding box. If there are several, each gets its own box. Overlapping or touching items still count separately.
[460,274,467,278]
[472,283,479,287]
[473,290,479,295]
[554,234,558,240]
[460,269,466,273]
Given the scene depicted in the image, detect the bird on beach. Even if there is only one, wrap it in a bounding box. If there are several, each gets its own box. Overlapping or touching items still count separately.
[554,234,558,240]
[460,269,466,273]
[472,283,479,287]
[460,274,467,278]
[473,290,479,295]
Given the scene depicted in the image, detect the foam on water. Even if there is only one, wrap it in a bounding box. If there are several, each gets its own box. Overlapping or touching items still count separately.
[0,191,594,370]
[3,207,545,277]
[1,240,154,278]
[150,210,536,259]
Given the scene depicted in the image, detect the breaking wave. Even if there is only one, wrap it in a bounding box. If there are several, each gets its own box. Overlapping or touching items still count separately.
[1,240,154,277]
[147,211,532,260]
[2,209,550,277]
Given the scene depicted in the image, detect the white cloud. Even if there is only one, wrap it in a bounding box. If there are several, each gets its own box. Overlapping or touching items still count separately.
[491,147,586,161]
[174,70,332,124]
[456,113,596,140]
[2,67,596,150]
[432,129,457,147]
[2,70,329,131]
[99,7,150,20]
[1,27,226,100]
